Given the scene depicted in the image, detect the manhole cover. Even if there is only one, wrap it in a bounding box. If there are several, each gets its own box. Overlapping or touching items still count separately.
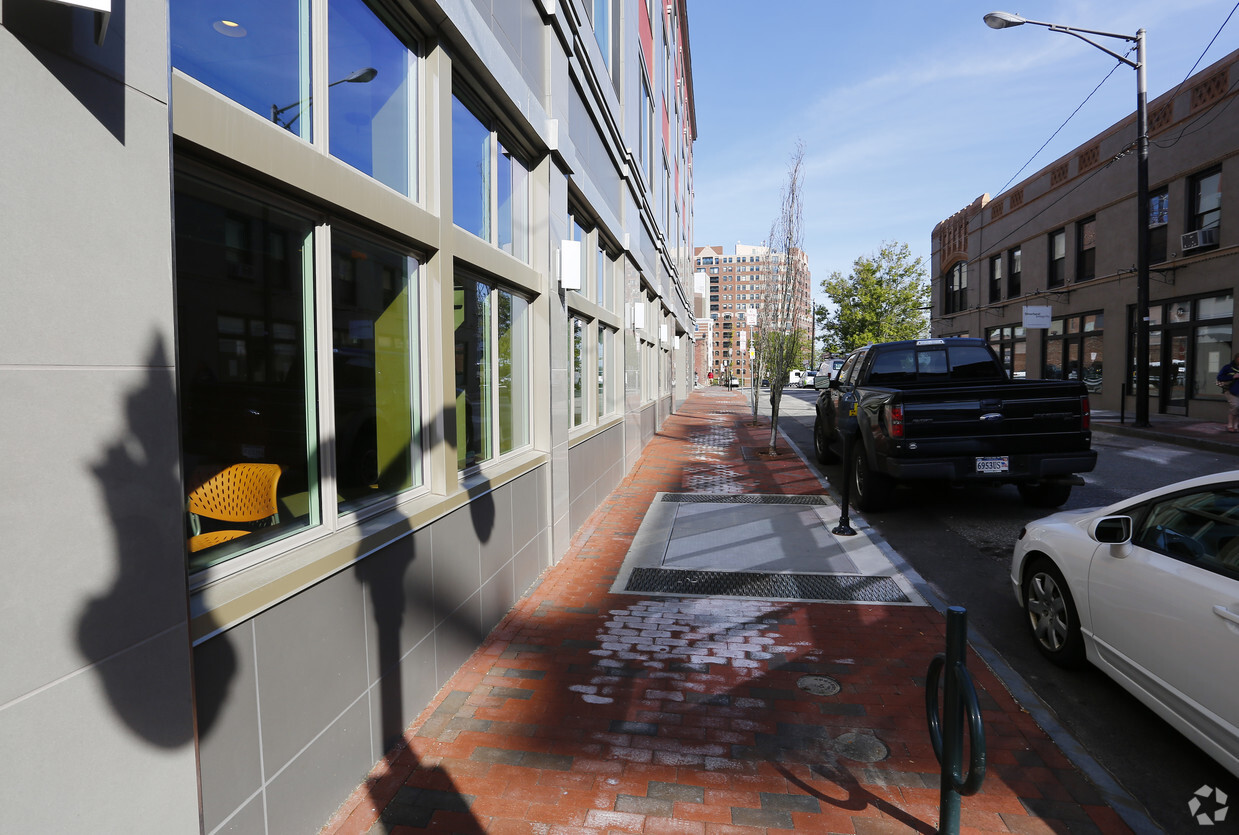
[797,675,841,696]
[833,732,888,763]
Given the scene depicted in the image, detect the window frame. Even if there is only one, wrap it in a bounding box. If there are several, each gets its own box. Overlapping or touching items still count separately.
[1048,228,1066,288]
[1076,216,1096,282]
[174,168,430,580]
[1190,166,1222,233]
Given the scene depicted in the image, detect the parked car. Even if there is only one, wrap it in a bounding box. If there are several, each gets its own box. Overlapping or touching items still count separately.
[800,369,817,388]
[727,376,741,388]
[1011,471,1239,778]
[788,370,802,387]
[812,338,1096,510]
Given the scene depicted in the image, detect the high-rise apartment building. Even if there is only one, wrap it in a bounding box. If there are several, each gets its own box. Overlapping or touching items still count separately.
[694,244,813,383]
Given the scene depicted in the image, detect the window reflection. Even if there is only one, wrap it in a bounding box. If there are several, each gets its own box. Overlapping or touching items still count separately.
[497,291,528,454]
[172,0,313,139]
[175,178,318,569]
[452,97,490,240]
[455,277,491,469]
[331,233,419,513]
[329,0,413,195]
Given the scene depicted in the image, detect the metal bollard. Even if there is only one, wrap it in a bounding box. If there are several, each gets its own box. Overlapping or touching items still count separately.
[925,606,987,835]
[832,433,857,536]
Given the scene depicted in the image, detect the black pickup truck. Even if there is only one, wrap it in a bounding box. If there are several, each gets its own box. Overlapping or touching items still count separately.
[812,338,1096,511]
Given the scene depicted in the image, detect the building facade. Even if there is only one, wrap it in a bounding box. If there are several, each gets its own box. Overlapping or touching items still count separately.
[693,243,813,384]
[932,49,1238,422]
[0,0,696,831]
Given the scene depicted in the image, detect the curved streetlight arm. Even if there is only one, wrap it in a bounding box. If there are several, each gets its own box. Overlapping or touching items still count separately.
[985,12,1139,67]
[1043,25,1139,68]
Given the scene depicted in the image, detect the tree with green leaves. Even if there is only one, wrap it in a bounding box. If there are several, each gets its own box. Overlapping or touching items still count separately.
[815,242,929,356]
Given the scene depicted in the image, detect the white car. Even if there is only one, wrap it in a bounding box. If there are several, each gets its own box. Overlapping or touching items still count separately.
[1011,471,1239,778]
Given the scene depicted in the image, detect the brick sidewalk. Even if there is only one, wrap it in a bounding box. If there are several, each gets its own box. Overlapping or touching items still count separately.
[322,389,1131,835]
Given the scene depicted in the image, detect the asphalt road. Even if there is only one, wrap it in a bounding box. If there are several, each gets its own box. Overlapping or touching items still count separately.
[762,384,1239,834]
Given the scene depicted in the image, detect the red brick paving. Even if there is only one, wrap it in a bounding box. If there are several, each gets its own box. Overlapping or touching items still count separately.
[321,390,1132,835]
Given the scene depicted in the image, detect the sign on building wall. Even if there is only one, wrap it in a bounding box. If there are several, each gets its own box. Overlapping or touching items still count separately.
[1022,306,1052,329]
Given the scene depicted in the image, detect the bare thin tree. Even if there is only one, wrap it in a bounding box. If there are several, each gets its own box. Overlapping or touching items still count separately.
[755,142,808,454]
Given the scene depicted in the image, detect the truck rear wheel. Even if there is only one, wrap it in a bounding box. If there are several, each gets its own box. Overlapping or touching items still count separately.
[851,441,894,512]
[813,417,838,464]
[1018,481,1072,508]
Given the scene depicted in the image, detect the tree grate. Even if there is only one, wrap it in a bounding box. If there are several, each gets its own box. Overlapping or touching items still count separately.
[625,567,910,603]
[660,493,827,505]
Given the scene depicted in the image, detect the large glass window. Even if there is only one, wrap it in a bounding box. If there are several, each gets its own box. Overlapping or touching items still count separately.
[988,254,1002,303]
[598,327,610,419]
[173,0,313,138]
[329,0,414,196]
[987,325,1027,379]
[497,290,529,454]
[1045,313,1103,393]
[331,232,419,513]
[452,97,490,240]
[175,178,319,570]
[572,317,586,428]
[453,95,530,259]
[455,276,529,469]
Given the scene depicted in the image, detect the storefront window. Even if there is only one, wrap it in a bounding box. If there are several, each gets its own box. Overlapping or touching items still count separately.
[175,178,319,570]
[497,290,529,454]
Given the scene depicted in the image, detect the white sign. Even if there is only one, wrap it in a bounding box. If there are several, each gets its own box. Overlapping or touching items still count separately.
[1022,305,1052,329]
[745,309,757,326]
[47,0,110,10]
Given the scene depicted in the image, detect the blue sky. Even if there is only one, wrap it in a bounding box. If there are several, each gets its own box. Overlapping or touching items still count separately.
[687,0,1238,307]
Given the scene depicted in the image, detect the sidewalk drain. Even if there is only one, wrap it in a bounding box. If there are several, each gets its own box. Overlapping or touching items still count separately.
[797,675,841,697]
[625,568,910,603]
[660,493,827,505]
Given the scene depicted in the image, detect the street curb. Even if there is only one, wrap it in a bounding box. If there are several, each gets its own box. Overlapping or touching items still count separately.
[1092,420,1238,457]
[777,421,1165,835]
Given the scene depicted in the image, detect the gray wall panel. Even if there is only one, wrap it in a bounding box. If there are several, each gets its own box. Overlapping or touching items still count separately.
[195,622,262,833]
[254,576,369,775]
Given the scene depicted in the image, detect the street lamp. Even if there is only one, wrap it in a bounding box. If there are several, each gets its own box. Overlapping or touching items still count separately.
[984,12,1150,427]
[271,66,379,129]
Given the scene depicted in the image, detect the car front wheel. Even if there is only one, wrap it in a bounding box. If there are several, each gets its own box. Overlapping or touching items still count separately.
[1022,557,1086,668]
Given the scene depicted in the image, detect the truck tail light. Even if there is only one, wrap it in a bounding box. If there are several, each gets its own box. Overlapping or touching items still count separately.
[886,403,905,439]
[1081,396,1091,430]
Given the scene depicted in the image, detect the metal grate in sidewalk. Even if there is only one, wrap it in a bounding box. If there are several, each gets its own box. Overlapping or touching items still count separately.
[660,493,827,505]
[624,567,911,603]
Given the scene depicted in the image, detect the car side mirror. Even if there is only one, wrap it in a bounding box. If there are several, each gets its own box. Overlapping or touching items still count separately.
[814,374,831,390]
[1091,516,1132,544]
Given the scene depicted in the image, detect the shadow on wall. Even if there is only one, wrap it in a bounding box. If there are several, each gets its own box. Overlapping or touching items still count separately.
[78,336,212,746]
[349,405,494,830]
[3,0,127,144]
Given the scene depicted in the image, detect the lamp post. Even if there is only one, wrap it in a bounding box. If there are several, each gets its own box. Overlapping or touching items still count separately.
[984,12,1150,427]
[271,66,378,129]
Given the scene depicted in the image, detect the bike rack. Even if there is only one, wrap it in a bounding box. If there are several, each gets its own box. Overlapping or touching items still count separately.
[925,606,987,835]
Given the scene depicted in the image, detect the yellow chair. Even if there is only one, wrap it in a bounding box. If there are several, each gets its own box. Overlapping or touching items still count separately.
[187,463,282,553]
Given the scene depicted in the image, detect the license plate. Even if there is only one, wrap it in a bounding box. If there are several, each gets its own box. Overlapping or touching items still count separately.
[976,456,1009,474]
